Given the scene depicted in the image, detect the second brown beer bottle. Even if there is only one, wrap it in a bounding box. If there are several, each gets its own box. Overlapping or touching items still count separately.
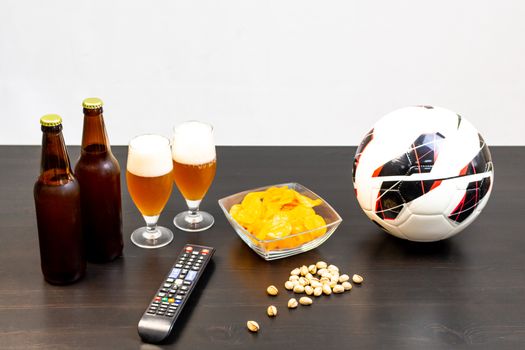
[75,97,123,262]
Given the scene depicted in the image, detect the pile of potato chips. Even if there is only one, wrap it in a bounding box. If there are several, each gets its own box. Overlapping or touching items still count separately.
[229,186,328,250]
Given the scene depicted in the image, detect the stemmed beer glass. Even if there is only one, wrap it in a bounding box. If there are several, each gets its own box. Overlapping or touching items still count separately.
[126,134,174,248]
[171,121,216,232]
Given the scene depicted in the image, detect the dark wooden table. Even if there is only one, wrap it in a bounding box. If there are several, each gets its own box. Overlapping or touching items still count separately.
[0,146,524,349]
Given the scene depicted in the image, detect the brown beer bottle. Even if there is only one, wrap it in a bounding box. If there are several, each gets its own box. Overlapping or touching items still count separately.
[34,114,85,285]
[75,98,123,262]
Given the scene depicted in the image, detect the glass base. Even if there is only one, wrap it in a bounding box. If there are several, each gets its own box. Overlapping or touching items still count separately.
[173,211,214,232]
[130,226,174,249]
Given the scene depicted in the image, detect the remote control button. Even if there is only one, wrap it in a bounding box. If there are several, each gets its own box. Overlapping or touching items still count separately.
[178,291,187,295]
[182,253,188,257]
[162,297,168,302]
[175,264,183,268]
[191,267,199,271]
[185,246,193,252]
[192,251,199,255]
[169,289,177,294]
[158,292,166,297]
[202,249,209,254]
[195,263,201,268]
[175,279,183,286]
[182,269,189,274]
[147,310,156,315]
[166,278,175,283]
[154,296,161,301]
[184,264,191,269]
[179,274,186,279]
[163,283,171,288]
[183,280,191,285]
[166,313,175,317]
[168,294,174,298]
[168,298,175,303]
[181,286,189,291]
[185,271,197,281]
[169,268,181,278]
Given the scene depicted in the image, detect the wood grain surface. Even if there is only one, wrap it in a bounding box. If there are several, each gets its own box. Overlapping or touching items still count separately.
[0,146,523,349]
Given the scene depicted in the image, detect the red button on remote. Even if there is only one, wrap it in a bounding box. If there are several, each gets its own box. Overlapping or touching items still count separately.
[201,249,209,254]
[185,246,193,252]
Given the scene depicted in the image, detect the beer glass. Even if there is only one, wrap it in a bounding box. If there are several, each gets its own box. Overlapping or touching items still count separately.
[126,134,174,248]
[171,121,216,232]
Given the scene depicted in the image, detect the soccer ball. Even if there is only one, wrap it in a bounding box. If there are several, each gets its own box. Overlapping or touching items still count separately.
[352,106,494,242]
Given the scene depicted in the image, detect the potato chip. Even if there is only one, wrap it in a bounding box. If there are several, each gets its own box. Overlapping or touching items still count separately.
[295,192,322,208]
[229,186,327,247]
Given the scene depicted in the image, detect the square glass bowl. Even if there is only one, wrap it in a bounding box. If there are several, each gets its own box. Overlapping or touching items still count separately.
[218,183,342,260]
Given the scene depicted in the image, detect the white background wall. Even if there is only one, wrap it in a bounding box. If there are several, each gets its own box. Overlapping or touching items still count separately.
[1,0,524,146]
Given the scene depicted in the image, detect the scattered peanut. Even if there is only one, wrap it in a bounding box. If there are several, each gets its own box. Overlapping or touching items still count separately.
[352,274,364,284]
[305,285,314,295]
[310,280,322,288]
[342,281,352,291]
[288,298,298,309]
[293,284,305,293]
[320,276,330,284]
[308,264,317,274]
[327,264,339,273]
[322,284,332,295]
[313,286,323,296]
[333,284,345,294]
[284,281,294,290]
[267,305,277,317]
[267,285,279,296]
[290,268,300,276]
[299,265,308,276]
[299,297,313,305]
[316,261,327,269]
[339,274,350,283]
[247,320,260,332]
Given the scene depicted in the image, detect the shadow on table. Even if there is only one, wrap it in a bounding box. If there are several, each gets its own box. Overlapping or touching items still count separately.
[360,229,466,263]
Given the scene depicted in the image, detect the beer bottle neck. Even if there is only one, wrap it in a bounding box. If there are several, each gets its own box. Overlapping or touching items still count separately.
[40,126,74,185]
[81,108,110,154]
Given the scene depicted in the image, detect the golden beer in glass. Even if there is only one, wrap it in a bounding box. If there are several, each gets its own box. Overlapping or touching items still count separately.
[127,134,174,248]
[171,121,216,231]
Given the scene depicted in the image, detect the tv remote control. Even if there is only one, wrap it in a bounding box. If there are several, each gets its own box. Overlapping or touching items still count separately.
[138,244,215,343]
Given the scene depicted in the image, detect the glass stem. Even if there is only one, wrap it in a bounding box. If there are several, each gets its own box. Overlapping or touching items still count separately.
[185,199,203,224]
[143,215,161,240]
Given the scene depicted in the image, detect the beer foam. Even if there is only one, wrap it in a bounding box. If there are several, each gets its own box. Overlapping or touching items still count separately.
[127,134,173,177]
[171,121,216,165]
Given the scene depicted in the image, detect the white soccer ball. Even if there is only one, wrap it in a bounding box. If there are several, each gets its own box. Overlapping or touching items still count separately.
[352,106,494,242]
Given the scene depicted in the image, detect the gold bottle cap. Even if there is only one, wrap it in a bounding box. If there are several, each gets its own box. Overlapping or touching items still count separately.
[82,97,104,109]
[40,114,62,127]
